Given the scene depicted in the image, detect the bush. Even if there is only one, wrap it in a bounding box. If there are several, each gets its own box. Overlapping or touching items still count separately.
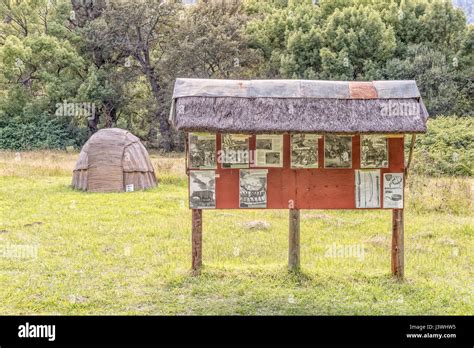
[408,116,474,177]
[0,115,83,150]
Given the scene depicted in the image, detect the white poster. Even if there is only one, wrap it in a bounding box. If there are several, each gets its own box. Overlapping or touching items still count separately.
[355,170,381,208]
[361,135,389,168]
[383,173,404,209]
[188,133,216,169]
[291,134,321,168]
[324,135,352,168]
[255,135,283,167]
[239,169,268,208]
[189,170,216,209]
[221,134,250,168]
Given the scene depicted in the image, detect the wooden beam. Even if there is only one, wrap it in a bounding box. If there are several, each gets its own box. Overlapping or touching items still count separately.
[288,209,300,271]
[404,134,416,179]
[185,132,189,175]
[391,209,404,280]
[192,209,202,276]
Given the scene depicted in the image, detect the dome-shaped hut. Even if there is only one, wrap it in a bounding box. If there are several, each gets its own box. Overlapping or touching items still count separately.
[72,128,157,192]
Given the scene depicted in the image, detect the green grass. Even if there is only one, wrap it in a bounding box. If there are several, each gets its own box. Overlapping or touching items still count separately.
[0,152,472,315]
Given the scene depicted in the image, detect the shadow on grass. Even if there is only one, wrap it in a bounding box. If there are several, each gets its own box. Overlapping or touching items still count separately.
[163,264,417,293]
[163,265,328,290]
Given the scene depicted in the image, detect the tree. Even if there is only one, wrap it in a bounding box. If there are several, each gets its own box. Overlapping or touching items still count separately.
[0,0,85,129]
[1,0,472,151]
[246,0,323,78]
[71,0,135,134]
[165,0,262,79]
[245,0,472,116]
[246,1,396,79]
[322,5,396,79]
[94,0,181,151]
[454,26,474,116]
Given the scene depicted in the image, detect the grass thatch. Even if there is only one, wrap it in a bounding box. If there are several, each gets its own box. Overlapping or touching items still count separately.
[174,97,427,134]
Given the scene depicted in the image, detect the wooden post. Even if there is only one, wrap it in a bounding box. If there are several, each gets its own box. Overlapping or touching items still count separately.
[192,209,202,276]
[288,209,300,271]
[391,209,404,280]
[404,134,416,179]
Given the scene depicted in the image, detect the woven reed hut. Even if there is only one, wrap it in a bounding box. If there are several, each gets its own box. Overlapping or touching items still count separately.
[72,128,157,192]
[169,79,428,133]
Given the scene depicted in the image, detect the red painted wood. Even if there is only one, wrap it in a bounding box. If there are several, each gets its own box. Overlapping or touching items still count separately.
[215,168,240,208]
[352,135,360,170]
[318,136,324,168]
[192,134,405,210]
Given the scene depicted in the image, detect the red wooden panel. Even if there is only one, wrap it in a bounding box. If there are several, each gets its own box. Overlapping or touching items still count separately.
[215,168,240,208]
[352,135,360,170]
[381,136,405,209]
[191,134,405,210]
[387,136,405,172]
[295,170,355,209]
[215,133,239,208]
[267,168,296,209]
[283,134,291,168]
[318,136,324,167]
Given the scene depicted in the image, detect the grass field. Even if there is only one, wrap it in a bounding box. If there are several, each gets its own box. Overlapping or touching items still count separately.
[0,151,472,315]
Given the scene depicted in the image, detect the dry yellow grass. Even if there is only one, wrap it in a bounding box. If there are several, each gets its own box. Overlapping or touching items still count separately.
[0,150,77,177]
[0,150,186,179]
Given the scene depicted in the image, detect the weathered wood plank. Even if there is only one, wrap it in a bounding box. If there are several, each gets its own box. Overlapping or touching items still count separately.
[391,209,404,280]
[289,209,300,271]
[405,134,416,179]
[192,209,203,276]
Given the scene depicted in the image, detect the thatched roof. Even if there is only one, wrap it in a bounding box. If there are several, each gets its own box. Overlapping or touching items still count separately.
[169,79,429,134]
[72,128,157,192]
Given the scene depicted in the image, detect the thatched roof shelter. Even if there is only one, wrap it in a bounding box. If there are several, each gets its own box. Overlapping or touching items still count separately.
[72,128,157,192]
[169,79,429,134]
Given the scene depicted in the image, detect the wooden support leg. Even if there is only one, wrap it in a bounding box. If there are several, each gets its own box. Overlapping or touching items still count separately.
[391,209,404,280]
[288,209,300,272]
[192,209,202,276]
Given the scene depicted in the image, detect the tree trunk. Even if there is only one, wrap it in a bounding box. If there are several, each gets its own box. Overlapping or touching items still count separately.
[158,110,173,152]
[103,103,117,128]
[149,77,173,151]
[143,64,173,151]
[87,113,99,136]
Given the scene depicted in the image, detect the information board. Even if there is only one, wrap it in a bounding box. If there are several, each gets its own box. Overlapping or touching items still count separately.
[187,133,405,210]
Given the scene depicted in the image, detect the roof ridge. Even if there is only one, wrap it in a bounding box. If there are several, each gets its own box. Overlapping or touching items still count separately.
[172,78,420,100]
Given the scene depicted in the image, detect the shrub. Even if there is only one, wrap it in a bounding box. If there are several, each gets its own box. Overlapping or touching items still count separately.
[0,115,83,150]
[407,116,473,177]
